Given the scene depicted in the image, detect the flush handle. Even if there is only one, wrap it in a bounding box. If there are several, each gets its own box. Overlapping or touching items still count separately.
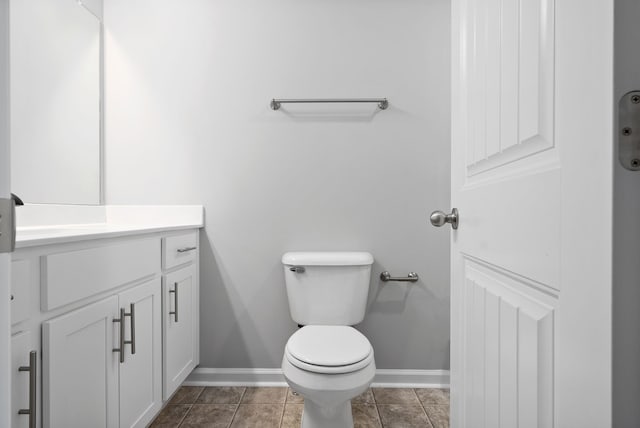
[289,266,306,274]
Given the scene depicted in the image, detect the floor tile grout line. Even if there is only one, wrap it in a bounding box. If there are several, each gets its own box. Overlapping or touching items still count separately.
[374,403,385,428]
[192,386,205,404]
[227,403,240,428]
[176,403,193,428]
[237,386,248,405]
[278,401,286,428]
[415,388,436,428]
[227,387,248,427]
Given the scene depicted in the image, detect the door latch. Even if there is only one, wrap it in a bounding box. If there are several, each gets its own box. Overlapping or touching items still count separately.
[0,197,16,253]
[619,90,640,171]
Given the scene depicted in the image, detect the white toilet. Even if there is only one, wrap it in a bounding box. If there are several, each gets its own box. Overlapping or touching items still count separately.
[281,252,376,428]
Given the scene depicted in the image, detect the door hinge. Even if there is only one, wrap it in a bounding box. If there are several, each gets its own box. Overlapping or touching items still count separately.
[619,90,640,171]
[0,198,16,253]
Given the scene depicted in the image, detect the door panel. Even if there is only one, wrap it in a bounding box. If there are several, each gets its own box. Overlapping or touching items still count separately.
[119,278,162,428]
[451,0,613,426]
[43,296,119,428]
[163,264,197,400]
[1,0,11,425]
[11,331,31,428]
[463,259,555,428]
[467,0,554,176]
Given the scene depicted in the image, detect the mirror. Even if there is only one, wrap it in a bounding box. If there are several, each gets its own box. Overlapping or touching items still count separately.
[10,0,102,205]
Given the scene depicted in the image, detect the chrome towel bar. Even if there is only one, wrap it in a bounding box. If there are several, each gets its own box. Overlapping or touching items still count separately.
[380,271,419,283]
[270,98,389,111]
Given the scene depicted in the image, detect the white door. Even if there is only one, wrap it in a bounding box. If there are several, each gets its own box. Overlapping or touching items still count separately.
[43,296,119,428]
[163,264,198,400]
[119,279,162,428]
[0,0,11,426]
[448,0,613,427]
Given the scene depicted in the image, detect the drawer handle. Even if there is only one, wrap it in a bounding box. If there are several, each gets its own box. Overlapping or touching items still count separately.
[113,308,126,363]
[169,282,179,323]
[124,303,136,356]
[177,246,197,253]
[18,350,37,428]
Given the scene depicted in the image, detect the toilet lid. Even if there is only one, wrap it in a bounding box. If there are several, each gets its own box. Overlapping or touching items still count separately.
[286,326,372,367]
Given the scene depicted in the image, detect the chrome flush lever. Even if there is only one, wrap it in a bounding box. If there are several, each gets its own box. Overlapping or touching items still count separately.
[289,266,305,273]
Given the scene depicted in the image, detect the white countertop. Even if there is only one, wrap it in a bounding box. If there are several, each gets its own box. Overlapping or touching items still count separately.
[15,205,204,248]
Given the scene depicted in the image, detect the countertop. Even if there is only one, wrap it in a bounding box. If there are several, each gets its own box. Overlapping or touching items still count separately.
[15,205,204,248]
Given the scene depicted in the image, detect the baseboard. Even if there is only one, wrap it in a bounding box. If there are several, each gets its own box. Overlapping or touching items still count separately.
[185,368,450,389]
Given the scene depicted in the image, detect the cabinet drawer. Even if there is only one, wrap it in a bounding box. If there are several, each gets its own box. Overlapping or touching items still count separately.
[162,231,198,270]
[42,238,160,311]
[11,260,31,325]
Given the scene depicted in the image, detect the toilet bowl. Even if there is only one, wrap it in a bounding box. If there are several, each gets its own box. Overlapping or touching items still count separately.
[282,325,376,428]
[281,252,375,428]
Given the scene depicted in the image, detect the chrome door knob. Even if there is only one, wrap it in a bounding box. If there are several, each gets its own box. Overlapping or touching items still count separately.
[430,208,459,230]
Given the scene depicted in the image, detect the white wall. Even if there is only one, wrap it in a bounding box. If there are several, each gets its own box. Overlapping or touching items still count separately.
[104,0,451,370]
[614,0,640,425]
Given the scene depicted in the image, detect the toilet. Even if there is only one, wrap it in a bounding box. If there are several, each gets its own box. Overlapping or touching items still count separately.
[281,252,376,428]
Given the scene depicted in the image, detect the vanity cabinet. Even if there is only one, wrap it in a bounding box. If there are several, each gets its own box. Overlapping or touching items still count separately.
[163,263,198,400]
[10,227,200,428]
[43,278,162,428]
[11,331,35,428]
[43,295,119,428]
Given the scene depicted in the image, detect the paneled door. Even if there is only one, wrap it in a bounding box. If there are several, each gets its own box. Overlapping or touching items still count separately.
[449,0,614,427]
[0,0,11,425]
[119,279,162,428]
[43,296,119,428]
[163,264,198,400]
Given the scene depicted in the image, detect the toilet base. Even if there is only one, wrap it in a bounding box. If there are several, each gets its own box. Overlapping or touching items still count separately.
[301,399,353,428]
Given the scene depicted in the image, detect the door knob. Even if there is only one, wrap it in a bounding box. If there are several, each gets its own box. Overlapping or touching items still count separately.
[430,208,459,230]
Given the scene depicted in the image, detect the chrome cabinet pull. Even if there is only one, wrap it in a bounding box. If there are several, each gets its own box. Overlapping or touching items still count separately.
[124,303,136,355]
[177,246,197,253]
[113,308,126,363]
[18,350,37,428]
[169,282,179,322]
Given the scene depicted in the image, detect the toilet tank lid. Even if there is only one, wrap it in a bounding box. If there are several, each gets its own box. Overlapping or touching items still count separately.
[282,252,374,266]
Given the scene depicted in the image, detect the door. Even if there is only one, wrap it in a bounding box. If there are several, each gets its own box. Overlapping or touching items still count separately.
[163,264,198,400]
[449,0,613,427]
[119,279,162,428]
[43,296,119,428]
[0,0,11,425]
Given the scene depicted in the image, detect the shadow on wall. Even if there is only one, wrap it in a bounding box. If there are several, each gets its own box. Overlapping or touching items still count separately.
[366,260,437,314]
[198,230,296,368]
[275,104,386,123]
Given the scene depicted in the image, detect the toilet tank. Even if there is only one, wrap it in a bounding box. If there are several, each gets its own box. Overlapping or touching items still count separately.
[282,252,374,326]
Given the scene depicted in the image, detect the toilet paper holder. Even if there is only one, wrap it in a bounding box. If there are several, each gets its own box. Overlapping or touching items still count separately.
[380,271,419,283]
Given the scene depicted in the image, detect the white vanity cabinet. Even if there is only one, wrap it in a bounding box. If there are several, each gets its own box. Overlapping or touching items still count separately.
[43,278,162,428]
[11,331,35,428]
[161,231,199,400]
[43,295,120,428]
[10,226,200,428]
[163,263,198,399]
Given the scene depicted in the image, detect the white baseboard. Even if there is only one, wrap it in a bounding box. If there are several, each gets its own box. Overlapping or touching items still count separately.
[185,368,450,389]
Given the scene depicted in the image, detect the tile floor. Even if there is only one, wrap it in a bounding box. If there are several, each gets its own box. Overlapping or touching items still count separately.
[150,386,449,428]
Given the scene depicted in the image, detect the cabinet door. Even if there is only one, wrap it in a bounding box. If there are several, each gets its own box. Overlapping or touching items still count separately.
[43,296,119,428]
[163,264,198,399]
[11,331,33,428]
[118,278,162,428]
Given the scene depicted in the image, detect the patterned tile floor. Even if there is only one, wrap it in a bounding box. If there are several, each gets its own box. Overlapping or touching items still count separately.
[151,386,449,428]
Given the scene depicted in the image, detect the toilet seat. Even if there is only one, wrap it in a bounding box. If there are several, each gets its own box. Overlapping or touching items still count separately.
[285,326,373,374]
